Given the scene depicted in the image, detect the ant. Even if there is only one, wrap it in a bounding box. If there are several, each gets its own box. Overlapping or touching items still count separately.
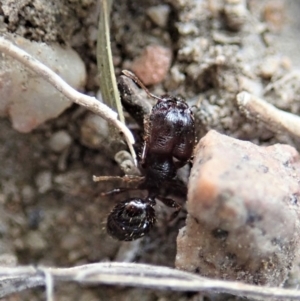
[97,70,195,241]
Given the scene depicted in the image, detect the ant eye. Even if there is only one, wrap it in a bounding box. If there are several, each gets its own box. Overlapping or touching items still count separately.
[107,198,156,241]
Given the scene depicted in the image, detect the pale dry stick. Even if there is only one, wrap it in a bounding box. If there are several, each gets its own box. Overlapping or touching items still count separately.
[2,263,300,299]
[0,36,137,165]
[237,91,300,138]
[39,269,54,301]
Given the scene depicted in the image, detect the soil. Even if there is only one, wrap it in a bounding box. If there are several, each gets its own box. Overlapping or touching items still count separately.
[1,0,300,300]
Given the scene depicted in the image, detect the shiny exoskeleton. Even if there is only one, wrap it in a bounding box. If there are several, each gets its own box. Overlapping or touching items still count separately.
[105,70,195,241]
[107,197,156,241]
[142,94,195,187]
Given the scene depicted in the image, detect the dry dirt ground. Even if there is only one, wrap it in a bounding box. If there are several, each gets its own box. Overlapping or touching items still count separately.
[1,0,300,300]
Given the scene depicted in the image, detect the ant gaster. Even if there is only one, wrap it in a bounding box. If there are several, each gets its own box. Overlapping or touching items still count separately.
[102,70,195,241]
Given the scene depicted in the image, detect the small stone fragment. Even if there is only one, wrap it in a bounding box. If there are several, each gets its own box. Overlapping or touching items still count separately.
[48,130,72,153]
[60,232,82,250]
[147,5,170,28]
[35,171,52,194]
[25,231,47,251]
[131,45,172,86]
[176,130,300,286]
[0,254,17,267]
[21,185,36,205]
[263,1,286,32]
[259,56,281,79]
[223,0,248,31]
[114,151,140,176]
[79,113,109,149]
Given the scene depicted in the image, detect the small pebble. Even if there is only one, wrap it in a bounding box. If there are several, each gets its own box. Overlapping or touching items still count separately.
[60,233,82,250]
[0,254,18,267]
[48,130,72,153]
[35,171,52,194]
[80,113,109,149]
[259,56,280,79]
[223,0,248,31]
[21,185,36,205]
[177,22,199,36]
[26,231,47,251]
[147,5,170,28]
[263,1,286,32]
[131,45,172,85]
[170,65,185,84]
[114,151,140,176]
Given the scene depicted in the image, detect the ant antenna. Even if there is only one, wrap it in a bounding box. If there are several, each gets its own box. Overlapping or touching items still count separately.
[122,70,162,102]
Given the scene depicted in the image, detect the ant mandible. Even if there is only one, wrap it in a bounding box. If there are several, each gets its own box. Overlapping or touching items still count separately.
[99,70,195,241]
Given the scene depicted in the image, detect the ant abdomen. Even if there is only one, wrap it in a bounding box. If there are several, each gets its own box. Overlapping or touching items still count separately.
[107,197,156,241]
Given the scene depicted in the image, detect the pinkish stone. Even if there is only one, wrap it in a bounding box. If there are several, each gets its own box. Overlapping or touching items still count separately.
[131,45,172,86]
[176,130,300,286]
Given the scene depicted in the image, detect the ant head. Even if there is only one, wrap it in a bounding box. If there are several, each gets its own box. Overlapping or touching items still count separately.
[122,69,166,102]
[150,94,189,114]
[121,70,189,111]
[107,197,156,241]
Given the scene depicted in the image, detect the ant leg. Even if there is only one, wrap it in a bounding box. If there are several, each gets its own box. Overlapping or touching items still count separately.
[122,70,162,102]
[93,175,124,182]
[101,187,141,197]
[93,175,143,183]
[94,175,145,197]
[157,196,181,220]
[141,143,148,166]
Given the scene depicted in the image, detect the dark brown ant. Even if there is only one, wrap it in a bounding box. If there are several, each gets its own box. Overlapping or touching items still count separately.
[99,70,195,241]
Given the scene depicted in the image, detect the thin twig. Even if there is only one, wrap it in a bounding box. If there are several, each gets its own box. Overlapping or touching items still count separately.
[0,36,136,164]
[237,91,300,138]
[1,263,300,299]
[38,268,54,301]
